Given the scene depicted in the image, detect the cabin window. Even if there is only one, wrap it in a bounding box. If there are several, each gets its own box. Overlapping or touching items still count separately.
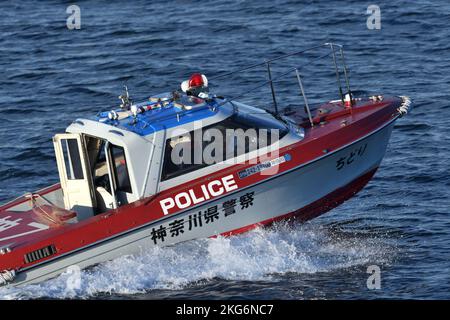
[161,113,288,181]
[110,145,133,194]
[61,138,84,180]
[161,135,209,181]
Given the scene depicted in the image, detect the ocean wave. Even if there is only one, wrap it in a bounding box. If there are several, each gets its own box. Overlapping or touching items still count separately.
[0,222,396,299]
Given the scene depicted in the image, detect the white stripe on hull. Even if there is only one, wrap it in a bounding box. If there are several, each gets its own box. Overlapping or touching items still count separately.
[9,120,395,287]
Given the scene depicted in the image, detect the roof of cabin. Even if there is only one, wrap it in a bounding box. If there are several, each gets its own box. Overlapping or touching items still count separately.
[94,93,225,136]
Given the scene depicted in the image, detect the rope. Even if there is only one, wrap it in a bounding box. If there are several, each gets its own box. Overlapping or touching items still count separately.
[0,270,15,286]
[24,193,60,225]
[398,96,412,116]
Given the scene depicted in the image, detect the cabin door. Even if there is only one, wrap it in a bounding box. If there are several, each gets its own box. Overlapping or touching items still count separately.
[53,133,96,220]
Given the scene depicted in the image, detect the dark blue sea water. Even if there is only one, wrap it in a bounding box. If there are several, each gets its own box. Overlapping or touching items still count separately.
[0,0,449,299]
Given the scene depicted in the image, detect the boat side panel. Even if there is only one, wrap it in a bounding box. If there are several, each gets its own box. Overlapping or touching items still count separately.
[10,120,394,287]
[218,166,379,237]
[0,99,400,273]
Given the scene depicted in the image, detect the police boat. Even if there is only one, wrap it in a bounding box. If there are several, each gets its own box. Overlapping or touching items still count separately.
[0,43,411,287]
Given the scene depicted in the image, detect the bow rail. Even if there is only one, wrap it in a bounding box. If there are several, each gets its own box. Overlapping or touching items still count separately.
[211,43,353,127]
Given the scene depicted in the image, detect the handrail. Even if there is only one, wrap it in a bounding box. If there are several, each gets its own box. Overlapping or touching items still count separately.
[215,51,333,103]
[209,43,326,81]
[210,42,353,127]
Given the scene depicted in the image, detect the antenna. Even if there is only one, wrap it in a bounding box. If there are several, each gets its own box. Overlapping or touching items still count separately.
[339,46,353,107]
[266,61,279,115]
[329,43,345,105]
[295,69,314,127]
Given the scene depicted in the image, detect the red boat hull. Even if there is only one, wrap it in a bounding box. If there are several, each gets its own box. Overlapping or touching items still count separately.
[0,95,406,287]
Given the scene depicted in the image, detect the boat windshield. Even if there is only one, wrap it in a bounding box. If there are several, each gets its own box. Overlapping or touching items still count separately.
[231,110,289,132]
[161,111,289,181]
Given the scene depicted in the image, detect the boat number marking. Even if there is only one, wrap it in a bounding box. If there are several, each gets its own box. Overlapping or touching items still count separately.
[238,154,292,179]
[159,174,238,216]
[152,191,255,244]
[336,143,368,170]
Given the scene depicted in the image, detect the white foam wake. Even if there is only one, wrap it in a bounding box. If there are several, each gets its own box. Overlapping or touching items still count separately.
[0,221,394,299]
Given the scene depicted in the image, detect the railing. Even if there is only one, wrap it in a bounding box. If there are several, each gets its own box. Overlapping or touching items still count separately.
[211,43,353,127]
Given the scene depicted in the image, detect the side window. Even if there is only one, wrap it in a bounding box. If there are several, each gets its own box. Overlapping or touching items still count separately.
[161,132,208,181]
[161,113,288,181]
[110,145,132,194]
[62,138,84,180]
